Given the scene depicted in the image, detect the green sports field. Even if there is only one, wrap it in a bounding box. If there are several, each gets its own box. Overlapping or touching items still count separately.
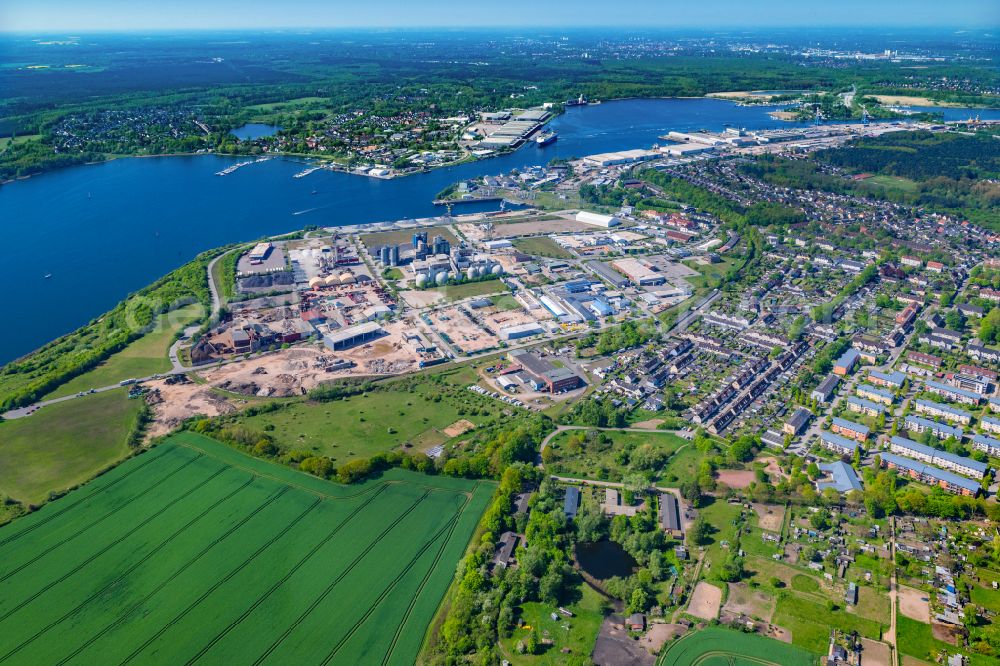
[0,431,493,665]
[658,627,817,666]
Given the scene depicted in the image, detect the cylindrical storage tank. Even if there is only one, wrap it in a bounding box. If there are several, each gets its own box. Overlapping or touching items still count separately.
[324,275,340,287]
[436,271,449,286]
[492,264,503,275]
[308,277,323,289]
[415,273,428,288]
[466,267,477,280]
[339,271,356,284]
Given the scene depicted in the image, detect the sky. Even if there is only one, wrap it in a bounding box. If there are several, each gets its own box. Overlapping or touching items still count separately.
[2,0,998,32]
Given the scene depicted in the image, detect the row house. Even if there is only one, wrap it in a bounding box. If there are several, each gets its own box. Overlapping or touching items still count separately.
[914,399,973,425]
[888,436,988,479]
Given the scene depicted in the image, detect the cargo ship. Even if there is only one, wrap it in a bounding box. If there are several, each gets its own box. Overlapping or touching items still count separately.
[535,130,557,146]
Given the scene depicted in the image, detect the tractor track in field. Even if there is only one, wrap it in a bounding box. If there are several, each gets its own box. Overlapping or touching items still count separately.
[0,452,204,584]
[0,465,230,625]
[378,483,479,666]
[0,473,257,659]
[47,485,293,666]
[182,482,393,665]
[0,445,175,549]
[118,496,325,665]
[325,511,462,666]
[249,490,434,665]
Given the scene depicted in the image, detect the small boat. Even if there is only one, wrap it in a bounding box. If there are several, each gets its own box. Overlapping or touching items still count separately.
[87,191,92,199]
[311,189,318,195]
[43,273,52,279]
[535,130,557,146]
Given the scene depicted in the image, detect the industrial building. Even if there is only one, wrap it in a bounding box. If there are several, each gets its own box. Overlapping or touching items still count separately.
[582,149,659,167]
[498,322,545,341]
[508,349,582,393]
[575,211,621,228]
[323,322,384,351]
[610,258,666,286]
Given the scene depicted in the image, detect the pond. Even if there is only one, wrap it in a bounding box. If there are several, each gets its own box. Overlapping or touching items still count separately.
[230,123,282,140]
[576,540,637,581]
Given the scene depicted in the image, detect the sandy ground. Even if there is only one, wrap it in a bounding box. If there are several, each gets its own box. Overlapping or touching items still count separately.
[631,419,665,430]
[640,624,686,654]
[687,582,722,620]
[442,419,476,438]
[872,95,963,107]
[757,456,788,481]
[716,469,756,489]
[860,638,892,666]
[723,582,776,623]
[898,586,931,623]
[145,380,239,437]
[753,503,786,532]
[400,289,445,308]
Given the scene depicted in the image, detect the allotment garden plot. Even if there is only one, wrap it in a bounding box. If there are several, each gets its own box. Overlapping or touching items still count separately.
[0,432,493,666]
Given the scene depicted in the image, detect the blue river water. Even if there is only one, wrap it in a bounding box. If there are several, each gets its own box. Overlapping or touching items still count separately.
[0,97,995,363]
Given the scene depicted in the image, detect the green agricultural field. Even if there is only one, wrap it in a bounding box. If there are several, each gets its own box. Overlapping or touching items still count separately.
[0,389,141,505]
[231,378,501,462]
[0,432,493,665]
[511,236,575,259]
[543,429,692,483]
[657,627,816,665]
[47,303,205,398]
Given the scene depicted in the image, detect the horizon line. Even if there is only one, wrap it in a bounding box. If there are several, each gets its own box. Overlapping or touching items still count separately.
[1,24,998,35]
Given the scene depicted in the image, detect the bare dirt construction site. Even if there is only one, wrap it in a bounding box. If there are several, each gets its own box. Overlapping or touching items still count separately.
[198,325,422,398]
[716,469,756,489]
[753,503,786,532]
[426,307,498,353]
[687,581,723,620]
[457,215,593,241]
[898,586,931,623]
[145,379,240,437]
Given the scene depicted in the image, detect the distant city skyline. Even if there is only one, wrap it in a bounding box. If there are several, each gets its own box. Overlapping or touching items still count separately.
[2,0,998,32]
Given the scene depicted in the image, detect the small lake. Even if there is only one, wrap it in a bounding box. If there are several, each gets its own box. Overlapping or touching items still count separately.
[230,123,281,140]
[576,541,637,581]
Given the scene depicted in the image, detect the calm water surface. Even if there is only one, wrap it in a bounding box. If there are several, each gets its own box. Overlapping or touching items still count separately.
[0,98,988,363]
